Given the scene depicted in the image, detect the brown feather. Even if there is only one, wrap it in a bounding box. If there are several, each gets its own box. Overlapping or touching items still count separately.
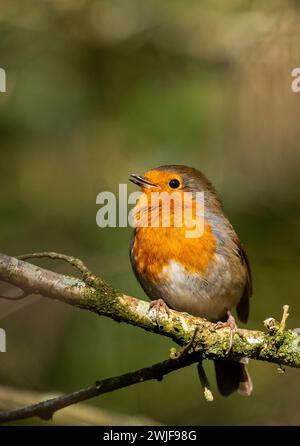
[214,359,253,397]
[236,242,252,323]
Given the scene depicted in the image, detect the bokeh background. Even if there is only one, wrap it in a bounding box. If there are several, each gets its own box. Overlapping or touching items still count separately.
[1,0,300,425]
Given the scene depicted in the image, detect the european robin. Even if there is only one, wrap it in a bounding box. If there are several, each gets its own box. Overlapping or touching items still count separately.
[129,165,253,397]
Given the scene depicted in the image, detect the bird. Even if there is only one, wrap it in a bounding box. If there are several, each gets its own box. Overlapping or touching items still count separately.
[129,164,253,397]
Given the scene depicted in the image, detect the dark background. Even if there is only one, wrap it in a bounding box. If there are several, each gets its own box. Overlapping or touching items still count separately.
[0,0,300,425]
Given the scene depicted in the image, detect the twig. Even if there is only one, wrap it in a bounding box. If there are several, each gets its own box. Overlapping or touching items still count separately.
[0,291,29,301]
[197,362,214,402]
[0,353,199,424]
[18,252,92,277]
[170,326,200,359]
[279,305,290,331]
[0,385,159,425]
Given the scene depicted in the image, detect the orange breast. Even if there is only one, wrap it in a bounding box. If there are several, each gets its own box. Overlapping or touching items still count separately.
[132,190,217,281]
[132,221,216,282]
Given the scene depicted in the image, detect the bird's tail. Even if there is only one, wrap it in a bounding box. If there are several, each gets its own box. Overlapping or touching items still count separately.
[214,359,253,396]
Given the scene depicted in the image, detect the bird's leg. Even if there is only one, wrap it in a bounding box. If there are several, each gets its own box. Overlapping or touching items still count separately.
[215,310,237,352]
[148,298,170,326]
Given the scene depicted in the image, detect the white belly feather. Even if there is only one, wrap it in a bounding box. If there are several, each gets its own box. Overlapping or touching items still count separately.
[158,258,243,321]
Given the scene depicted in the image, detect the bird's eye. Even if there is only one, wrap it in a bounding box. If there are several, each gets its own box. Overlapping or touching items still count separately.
[169,178,180,189]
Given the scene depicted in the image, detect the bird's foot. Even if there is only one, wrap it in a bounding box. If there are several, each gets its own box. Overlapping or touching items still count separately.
[215,310,237,352]
[148,299,170,326]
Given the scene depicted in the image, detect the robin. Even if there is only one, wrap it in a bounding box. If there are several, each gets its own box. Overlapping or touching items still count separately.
[129,165,253,397]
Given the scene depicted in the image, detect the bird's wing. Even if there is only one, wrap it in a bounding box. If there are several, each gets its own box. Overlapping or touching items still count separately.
[236,242,252,323]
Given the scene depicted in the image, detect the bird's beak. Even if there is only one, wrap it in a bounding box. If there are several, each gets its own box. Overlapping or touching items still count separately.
[129,174,158,189]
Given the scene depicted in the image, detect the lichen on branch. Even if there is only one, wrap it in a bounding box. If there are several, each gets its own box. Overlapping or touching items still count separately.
[0,252,299,367]
[0,251,299,423]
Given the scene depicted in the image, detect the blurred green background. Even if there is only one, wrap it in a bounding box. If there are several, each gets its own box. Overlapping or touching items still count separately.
[1,0,300,425]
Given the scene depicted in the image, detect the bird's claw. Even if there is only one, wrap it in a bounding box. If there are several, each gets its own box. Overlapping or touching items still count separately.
[215,310,237,353]
[148,298,170,326]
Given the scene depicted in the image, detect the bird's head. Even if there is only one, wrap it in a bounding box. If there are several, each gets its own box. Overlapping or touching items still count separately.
[130,164,219,202]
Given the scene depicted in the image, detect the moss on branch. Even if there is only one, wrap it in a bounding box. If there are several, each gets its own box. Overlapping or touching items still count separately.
[0,251,300,369]
[0,251,300,423]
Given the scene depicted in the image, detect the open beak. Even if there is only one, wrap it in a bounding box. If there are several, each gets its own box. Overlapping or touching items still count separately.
[129,174,158,189]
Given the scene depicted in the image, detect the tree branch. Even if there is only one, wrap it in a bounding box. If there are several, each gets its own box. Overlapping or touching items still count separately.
[0,385,159,425]
[0,355,198,424]
[0,251,299,423]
